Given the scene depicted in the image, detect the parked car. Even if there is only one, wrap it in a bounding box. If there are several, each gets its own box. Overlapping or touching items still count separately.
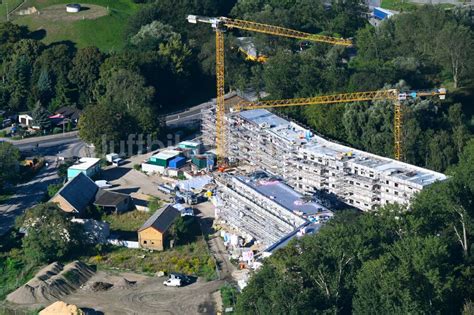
[1,119,12,128]
[95,180,112,189]
[112,158,124,167]
[163,278,182,287]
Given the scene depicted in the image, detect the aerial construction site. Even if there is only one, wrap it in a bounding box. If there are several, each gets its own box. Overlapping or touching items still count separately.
[181,15,449,257]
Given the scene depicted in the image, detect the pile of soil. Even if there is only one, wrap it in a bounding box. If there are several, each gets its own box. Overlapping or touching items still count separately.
[91,281,113,292]
[7,261,95,305]
[113,277,136,289]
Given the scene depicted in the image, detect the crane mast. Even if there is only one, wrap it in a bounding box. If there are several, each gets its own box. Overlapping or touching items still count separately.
[187,15,351,169]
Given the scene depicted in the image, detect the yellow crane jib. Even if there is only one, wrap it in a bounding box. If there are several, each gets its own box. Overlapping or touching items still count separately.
[232,88,446,161]
[187,15,352,46]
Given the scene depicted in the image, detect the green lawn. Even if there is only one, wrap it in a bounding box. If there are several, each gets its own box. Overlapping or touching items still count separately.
[381,0,455,11]
[0,0,25,23]
[380,0,418,11]
[103,210,151,232]
[12,0,139,51]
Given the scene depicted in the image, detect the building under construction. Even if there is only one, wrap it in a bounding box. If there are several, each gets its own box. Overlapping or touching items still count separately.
[214,171,332,252]
[202,103,447,212]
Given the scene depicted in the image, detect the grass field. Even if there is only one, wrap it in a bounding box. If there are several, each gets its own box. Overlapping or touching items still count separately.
[381,0,418,11]
[381,0,455,11]
[0,0,25,23]
[103,210,151,232]
[12,0,139,51]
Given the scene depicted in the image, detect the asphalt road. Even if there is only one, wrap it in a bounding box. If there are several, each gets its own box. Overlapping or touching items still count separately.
[0,139,90,236]
[2,131,82,152]
[0,157,59,236]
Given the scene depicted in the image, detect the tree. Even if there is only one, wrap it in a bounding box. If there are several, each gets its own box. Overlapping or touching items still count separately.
[17,203,82,264]
[78,102,134,154]
[129,21,179,51]
[33,44,74,109]
[435,23,473,88]
[31,101,51,131]
[36,67,53,105]
[68,47,104,106]
[98,69,157,133]
[7,55,30,111]
[262,51,300,99]
[169,216,190,245]
[0,23,28,63]
[353,236,457,314]
[0,142,20,190]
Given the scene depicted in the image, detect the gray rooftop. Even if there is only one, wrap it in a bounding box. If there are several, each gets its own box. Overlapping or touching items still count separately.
[236,173,328,215]
[138,205,180,233]
[94,190,130,207]
[56,173,98,214]
[239,109,288,128]
[238,109,447,187]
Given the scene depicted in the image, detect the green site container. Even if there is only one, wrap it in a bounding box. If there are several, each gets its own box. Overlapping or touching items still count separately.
[149,157,168,167]
[192,156,207,169]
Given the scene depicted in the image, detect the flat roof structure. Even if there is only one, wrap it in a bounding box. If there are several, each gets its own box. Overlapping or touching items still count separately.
[69,157,101,171]
[237,109,447,188]
[235,175,328,216]
[178,141,201,147]
[215,171,332,252]
[151,150,181,161]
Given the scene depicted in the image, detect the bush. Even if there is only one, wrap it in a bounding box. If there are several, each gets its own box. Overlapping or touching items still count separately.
[133,163,141,171]
[53,127,62,134]
[221,284,239,309]
[47,183,63,198]
[148,196,161,214]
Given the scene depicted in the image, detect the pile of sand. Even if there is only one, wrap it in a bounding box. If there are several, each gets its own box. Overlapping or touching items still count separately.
[39,301,85,315]
[7,261,94,305]
[113,277,136,289]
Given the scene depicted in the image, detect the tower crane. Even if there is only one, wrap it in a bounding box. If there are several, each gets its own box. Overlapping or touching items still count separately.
[233,88,447,160]
[187,15,352,169]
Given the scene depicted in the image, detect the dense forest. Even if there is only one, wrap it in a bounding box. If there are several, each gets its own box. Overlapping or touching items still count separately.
[0,1,472,170]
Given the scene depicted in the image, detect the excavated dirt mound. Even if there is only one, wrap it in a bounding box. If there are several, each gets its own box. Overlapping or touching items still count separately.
[113,277,136,289]
[7,261,94,305]
[91,281,113,292]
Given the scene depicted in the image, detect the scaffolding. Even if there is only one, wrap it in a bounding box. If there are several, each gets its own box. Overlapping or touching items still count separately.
[203,108,447,212]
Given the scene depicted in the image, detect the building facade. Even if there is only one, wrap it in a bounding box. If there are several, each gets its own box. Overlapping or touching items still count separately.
[202,107,447,211]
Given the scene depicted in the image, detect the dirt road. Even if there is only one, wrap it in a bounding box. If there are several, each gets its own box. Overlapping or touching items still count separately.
[64,274,222,315]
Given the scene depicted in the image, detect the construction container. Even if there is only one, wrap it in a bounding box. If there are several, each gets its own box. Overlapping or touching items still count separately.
[168,156,186,169]
[192,155,207,169]
[178,141,202,154]
[149,156,168,167]
[149,150,181,167]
